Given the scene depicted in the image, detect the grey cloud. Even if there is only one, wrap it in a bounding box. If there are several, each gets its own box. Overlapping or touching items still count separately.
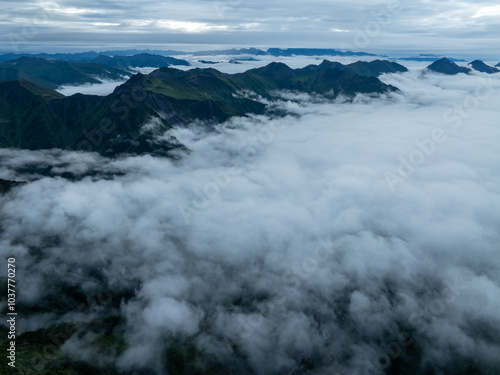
[1,0,500,57]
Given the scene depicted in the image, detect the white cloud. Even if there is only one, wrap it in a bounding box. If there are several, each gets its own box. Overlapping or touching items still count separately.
[1,1,500,56]
[157,20,229,33]
[56,78,127,96]
[472,5,500,18]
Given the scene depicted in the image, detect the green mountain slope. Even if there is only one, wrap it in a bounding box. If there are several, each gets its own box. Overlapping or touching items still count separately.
[0,80,65,149]
[0,57,130,89]
[0,62,397,156]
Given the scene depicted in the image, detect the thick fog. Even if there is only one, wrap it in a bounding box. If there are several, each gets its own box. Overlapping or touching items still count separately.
[1,65,500,374]
[56,78,129,96]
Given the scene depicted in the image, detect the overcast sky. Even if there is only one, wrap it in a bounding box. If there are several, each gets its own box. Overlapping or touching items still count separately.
[1,0,500,57]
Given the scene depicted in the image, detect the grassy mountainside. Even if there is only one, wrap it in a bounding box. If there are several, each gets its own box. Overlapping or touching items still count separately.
[0,80,66,149]
[0,62,397,156]
[0,57,130,89]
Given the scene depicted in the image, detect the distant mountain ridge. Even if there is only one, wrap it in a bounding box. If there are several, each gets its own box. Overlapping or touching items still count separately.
[0,49,187,62]
[90,53,190,70]
[0,47,379,62]
[400,55,466,62]
[0,62,397,156]
[192,48,268,56]
[301,59,408,77]
[267,48,377,57]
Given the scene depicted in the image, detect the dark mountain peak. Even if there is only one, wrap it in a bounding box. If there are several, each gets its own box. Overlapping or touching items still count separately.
[299,60,345,72]
[191,67,220,74]
[149,67,188,80]
[266,61,292,69]
[319,60,345,68]
[351,59,405,68]
[247,62,297,89]
[346,60,408,76]
[468,60,499,74]
[253,62,294,75]
[129,72,147,79]
[426,58,471,75]
[300,59,407,77]
[113,72,150,91]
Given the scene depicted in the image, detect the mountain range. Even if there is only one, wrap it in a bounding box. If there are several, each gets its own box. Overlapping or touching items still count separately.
[0,55,408,90]
[0,54,190,89]
[0,57,130,89]
[2,54,496,159]
[425,57,500,75]
[399,54,466,62]
[90,53,189,69]
[0,61,398,157]
[267,48,377,57]
[0,49,187,62]
[301,59,408,77]
[0,47,378,62]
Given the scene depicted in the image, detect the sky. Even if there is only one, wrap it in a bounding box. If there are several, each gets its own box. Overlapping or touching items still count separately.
[1,0,500,58]
[1,63,500,374]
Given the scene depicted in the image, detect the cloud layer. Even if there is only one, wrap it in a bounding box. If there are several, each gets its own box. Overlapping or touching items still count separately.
[1,65,500,374]
[2,1,500,57]
[56,78,127,96]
